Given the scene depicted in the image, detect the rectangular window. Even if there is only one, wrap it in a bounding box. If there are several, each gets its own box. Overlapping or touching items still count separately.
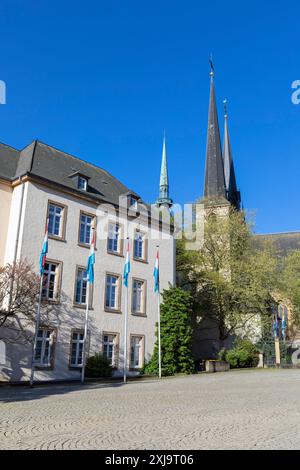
[107,223,121,254]
[130,336,144,369]
[42,262,60,301]
[103,333,118,367]
[79,213,94,245]
[48,203,64,238]
[105,274,120,310]
[75,268,87,305]
[34,328,55,367]
[134,232,145,260]
[132,279,145,314]
[78,177,87,191]
[70,331,84,367]
[129,196,138,209]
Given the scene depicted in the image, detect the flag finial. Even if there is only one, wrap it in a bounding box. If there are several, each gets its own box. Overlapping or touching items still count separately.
[223,98,228,118]
[209,54,214,77]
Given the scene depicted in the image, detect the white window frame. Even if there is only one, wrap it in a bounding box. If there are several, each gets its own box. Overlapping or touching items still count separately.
[105,274,120,310]
[129,196,138,209]
[107,222,121,254]
[70,330,84,367]
[103,333,118,367]
[75,267,88,305]
[48,203,63,237]
[34,328,55,367]
[130,335,144,369]
[42,261,60,301]
[78,176,88,191]
[132,279,145,314]
[134,231,145,260]
[79,213,94,245]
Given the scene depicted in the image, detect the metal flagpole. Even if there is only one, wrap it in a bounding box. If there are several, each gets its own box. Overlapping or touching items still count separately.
[157,285,162,379]
[123,237,130,384]
[81,282,90,384]
[123,281,129,383]
[30,275,44,387]
[157,246,162,379]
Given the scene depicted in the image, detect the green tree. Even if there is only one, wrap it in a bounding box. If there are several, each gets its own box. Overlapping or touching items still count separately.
[144,286,195,376]
[177,208,279,348]
[280,250,300,327]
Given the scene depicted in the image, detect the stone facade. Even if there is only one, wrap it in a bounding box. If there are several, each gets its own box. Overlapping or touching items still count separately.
[0,148,175,382]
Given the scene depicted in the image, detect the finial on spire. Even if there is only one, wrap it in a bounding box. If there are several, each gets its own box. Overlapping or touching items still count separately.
[223,98,228,118]
[209,53,214,77]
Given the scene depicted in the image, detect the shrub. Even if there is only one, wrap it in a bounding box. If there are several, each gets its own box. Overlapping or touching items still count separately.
[85,353,113,378]
[143,286,195,376]
[225,339,259,368]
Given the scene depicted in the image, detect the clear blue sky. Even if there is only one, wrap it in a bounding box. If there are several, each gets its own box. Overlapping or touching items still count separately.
[0,0,299,234]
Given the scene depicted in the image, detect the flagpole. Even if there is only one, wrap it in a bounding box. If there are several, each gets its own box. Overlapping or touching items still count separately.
[123,280,129,383]
[156,245,162,379]
[123,236,129,384]
[30,274,44,387]
[81,282,90,384]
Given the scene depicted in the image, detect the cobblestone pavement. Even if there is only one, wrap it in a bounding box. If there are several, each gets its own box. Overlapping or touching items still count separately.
[1,369,300,450]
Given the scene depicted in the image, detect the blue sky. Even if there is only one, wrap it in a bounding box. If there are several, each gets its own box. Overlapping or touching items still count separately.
[0,0,299,234]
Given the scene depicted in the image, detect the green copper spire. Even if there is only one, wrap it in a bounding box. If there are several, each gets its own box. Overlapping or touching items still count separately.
[156,133,172,208]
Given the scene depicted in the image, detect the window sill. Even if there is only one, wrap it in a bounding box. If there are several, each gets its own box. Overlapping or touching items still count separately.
[129,367,143,372]
[41,299,60,305]
[48,235,66,243]
[33,365,54,371]
[69,365,83,370]
[107,250,124,258]
[131,312,147,317]
[104,308,122,314]
[73,304,94,310]
[133,257,148,264]
[78,243,98,250]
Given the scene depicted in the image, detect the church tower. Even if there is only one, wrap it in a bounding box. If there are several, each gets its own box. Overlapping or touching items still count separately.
[223,100,241,211]
[202,63,241,212]
[156,133,173,209]
[204,64,227,202]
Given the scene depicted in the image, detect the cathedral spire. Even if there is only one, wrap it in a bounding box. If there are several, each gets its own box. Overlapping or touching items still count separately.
[223,99,241,210]
[204,62,226,200]
[156,132,172,208]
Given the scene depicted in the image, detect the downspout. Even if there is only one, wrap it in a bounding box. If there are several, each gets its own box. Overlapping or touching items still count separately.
[12,176,25,264]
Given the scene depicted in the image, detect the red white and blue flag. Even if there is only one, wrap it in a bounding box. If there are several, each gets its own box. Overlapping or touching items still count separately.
[86,227,95,284]
[153,249,159,293]
[39,219,49,274]
[123,240,130,287]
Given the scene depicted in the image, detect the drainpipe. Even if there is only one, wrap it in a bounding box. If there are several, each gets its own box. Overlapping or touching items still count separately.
[8,176,25,312]
[12,176,25,264]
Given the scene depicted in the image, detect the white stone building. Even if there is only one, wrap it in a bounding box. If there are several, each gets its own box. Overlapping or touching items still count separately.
[0,140,175,382]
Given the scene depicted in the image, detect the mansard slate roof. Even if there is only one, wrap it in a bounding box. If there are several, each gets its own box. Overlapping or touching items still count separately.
[0,143,20,180]
[0,140,141,206]
[254,232,300,255]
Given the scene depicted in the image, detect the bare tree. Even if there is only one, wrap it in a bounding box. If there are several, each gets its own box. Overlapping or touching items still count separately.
[0,260,40,343]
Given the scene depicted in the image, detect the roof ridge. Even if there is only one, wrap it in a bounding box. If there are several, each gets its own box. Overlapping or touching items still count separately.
[256,231,300,236]
[0,141,19,152]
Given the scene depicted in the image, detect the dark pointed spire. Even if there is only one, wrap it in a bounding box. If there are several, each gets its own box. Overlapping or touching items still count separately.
[223,99,241,210]
[156,132,172,208]
[204,62,226,200]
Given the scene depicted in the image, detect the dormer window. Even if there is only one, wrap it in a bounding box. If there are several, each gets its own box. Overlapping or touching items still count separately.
[68,171,90,191]
[129,195,138,209]
[78,176,88,191]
